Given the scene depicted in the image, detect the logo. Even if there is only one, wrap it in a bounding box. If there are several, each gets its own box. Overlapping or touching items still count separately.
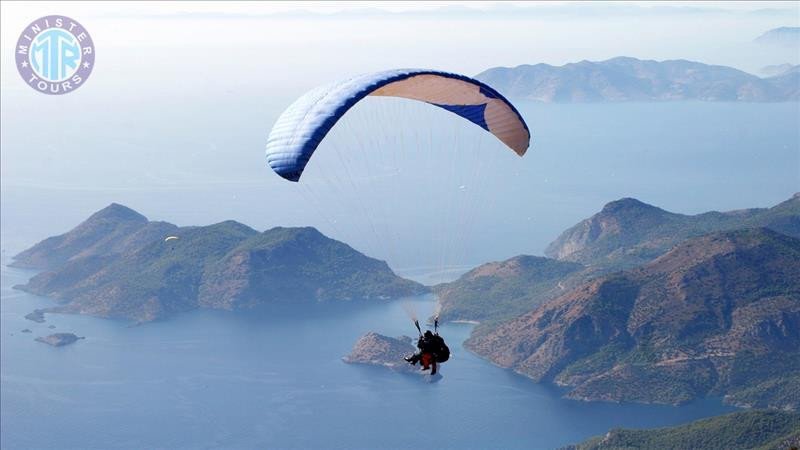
[15,15,95,95]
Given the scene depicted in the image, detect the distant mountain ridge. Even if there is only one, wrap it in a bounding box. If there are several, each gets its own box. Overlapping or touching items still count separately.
[755,27,800,48]
[476,57,799,102]
[466,228,800,409]
[13,204,426,322]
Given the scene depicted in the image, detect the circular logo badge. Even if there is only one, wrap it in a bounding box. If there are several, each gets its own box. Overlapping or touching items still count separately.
[15,15,95,95]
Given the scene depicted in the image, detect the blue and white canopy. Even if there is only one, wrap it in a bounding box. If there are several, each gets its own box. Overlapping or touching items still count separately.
[266,69,531,182]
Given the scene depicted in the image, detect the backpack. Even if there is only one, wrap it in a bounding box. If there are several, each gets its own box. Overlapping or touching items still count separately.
[433,335,450,363]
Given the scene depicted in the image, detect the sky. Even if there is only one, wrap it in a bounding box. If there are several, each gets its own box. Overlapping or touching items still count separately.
[1,1,798,270]
[1,1,798,86]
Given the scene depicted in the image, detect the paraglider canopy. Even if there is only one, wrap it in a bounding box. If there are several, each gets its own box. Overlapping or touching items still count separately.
[265,69,531,182]
[164,236,179,242]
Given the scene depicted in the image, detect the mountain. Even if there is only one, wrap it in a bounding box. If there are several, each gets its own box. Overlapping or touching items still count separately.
[764,65,800,101]
[434,195,799,325]
[433,255,584,323]
[475,57,797,102]
[466,228,800,408]
[564,410,800,450]
[198,227,425,309]
[545,194,800,270]
[755,27,800,48]
[13,205,426,323]
[10,203,177,270]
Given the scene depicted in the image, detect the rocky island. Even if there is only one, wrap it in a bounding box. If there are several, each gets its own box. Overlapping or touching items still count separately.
[35,333,84,347]
[12,204,427,323]
[24,309,45,323]
[343,332,417,373]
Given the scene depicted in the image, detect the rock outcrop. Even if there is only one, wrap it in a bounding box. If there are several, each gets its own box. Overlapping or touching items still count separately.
[35,333,84,347]
[24,309,45,323]
[343,332,417,373]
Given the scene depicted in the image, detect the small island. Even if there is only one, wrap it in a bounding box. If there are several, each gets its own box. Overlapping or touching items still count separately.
[344,332,444,381]
[21,329,32,333]
[343,332,417,373]
[24,309,45,323]
[35,333,84,347]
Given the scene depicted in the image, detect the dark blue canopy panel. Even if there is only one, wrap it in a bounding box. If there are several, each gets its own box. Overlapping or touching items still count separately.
[265,69,530,182]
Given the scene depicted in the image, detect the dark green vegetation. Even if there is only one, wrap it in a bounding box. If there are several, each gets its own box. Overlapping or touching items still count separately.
[199,227,425,309]
[564,410,800,450]
[466,228,800,409]
[434,256,584,323]
[476,57,800,102]
[13,204,426,323]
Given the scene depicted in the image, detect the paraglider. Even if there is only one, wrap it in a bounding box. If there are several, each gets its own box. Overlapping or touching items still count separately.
[165,236,180,251]
[265,69,530,182]
[264,69,528,377]
[404,318,449,375]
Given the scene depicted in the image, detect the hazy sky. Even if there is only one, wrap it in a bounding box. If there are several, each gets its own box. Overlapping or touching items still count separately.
[2,1,798,88]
